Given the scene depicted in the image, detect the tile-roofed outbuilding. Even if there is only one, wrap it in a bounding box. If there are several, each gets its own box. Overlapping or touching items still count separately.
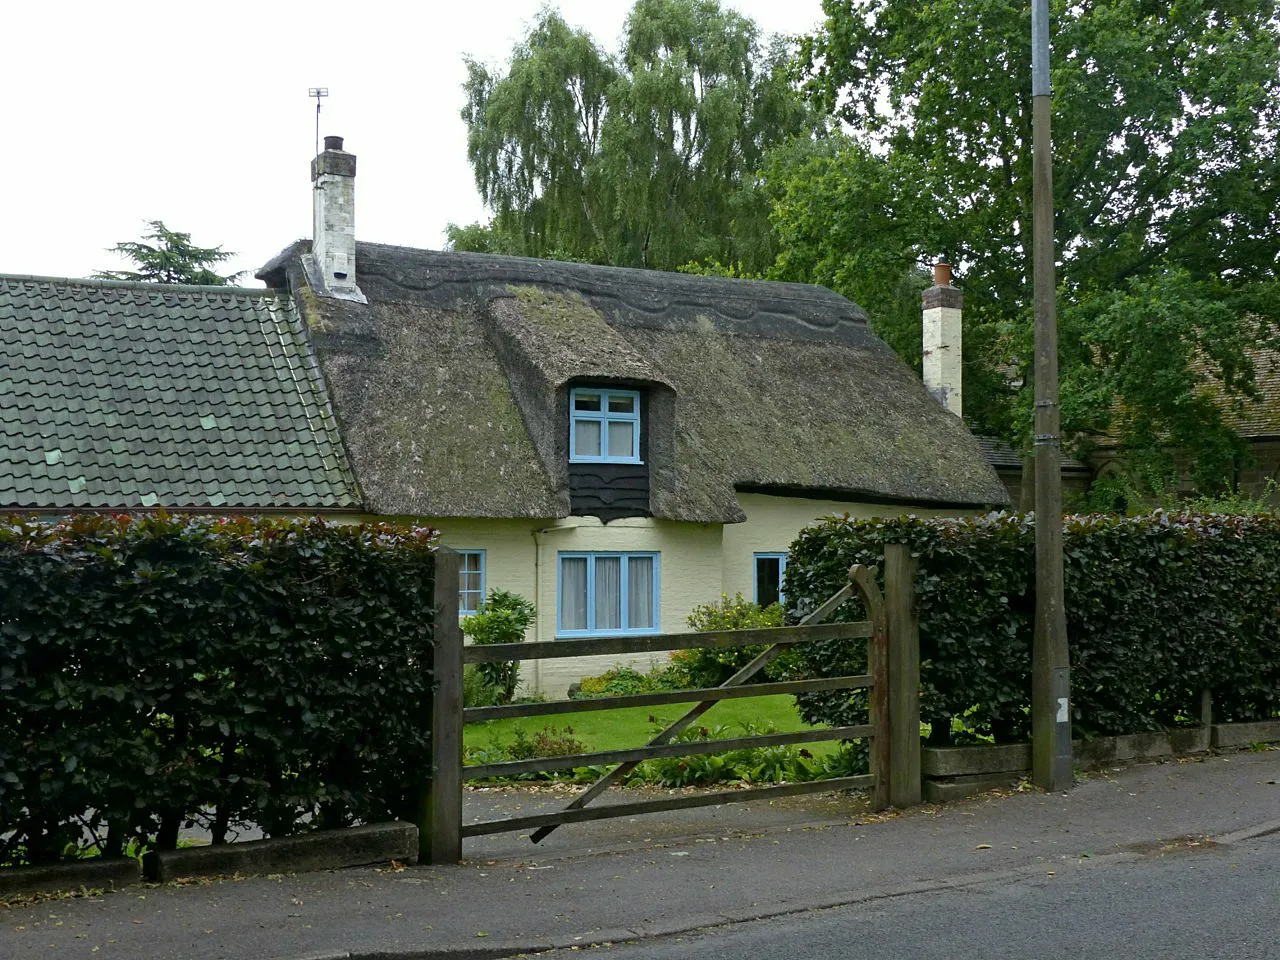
[0,274,360,511]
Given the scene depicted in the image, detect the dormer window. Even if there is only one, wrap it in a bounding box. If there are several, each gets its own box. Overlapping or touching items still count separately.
[570,388,642,463]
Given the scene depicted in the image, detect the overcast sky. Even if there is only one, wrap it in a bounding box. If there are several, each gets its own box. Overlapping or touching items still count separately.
[3,0,825,286]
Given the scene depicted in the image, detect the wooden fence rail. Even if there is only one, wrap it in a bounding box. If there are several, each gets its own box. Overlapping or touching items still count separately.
[421,543,920,864]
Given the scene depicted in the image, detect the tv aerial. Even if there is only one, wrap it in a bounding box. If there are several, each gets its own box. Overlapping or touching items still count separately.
[308,87,329,155]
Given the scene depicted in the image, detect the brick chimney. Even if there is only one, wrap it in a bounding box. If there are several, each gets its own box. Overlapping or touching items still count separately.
[922,262,962,417]
[307,135,365,302]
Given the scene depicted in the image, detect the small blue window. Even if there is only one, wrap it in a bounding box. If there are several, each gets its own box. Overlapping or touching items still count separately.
[570,388,642,464]
[754,553,788,608]
[558,552,659,637]
[458,550,486,616]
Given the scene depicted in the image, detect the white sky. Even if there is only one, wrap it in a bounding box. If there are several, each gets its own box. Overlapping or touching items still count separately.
[3,0,825,286]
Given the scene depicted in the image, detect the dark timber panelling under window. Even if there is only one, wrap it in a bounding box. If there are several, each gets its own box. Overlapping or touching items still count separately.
[569,391,650,521]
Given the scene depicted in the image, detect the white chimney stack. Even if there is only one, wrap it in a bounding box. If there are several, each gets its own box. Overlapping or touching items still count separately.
[307,135,365,302]
[922,262,962,417]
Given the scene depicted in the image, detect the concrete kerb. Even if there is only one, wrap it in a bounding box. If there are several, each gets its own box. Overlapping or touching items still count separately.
[920,724,1279,802]
[143,821,417,882]
[0,858,139,898]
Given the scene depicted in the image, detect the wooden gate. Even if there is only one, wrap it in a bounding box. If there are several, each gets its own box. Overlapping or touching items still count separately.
[422,545,920,863]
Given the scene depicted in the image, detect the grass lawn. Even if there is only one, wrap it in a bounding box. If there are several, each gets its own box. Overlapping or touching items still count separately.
[463,693,842,762]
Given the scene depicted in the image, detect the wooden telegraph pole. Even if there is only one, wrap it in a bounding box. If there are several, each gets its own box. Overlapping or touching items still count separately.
[1030,0,1073,790]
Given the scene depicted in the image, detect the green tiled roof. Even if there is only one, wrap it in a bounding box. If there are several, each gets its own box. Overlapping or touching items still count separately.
[0,274,360,511]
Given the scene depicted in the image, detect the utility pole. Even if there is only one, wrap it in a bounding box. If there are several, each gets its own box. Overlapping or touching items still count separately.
[1030,0,1073,791]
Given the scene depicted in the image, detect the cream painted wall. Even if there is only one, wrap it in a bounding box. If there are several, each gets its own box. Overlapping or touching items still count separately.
[430,496,972,698]
[431,515,723,698]
[721,493,962,602]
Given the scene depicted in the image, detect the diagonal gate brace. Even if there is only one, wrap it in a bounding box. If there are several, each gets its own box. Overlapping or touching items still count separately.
[528,567,877,844]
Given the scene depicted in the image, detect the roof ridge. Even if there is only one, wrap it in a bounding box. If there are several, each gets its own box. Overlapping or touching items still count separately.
[352,242,864,311]
[0,272,284,299]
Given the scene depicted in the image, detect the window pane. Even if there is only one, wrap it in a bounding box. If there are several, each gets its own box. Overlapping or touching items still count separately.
[595,557,622,630]
[574,392,602,411]
[607,421,634,459]
[756,557,782,608]
[459,553,483,613]
[561,558,588,631]
[627,556,654,629]
[575,419,601,457]
[607,394,635,414]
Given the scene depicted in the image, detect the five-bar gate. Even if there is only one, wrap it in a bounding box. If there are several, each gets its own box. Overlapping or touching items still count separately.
[422,545,920,863]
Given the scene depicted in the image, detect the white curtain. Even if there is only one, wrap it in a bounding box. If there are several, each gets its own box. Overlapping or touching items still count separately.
[595,557,622,629]
[627,556,654,629]
[575,420,601,457]
[607,421,634,459]
[561,557,588,631]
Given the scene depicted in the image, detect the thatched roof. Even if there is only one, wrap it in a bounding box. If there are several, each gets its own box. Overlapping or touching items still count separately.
[259,242,1009,522]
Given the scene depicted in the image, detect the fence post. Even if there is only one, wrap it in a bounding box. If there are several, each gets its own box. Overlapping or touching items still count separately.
[422,548,463,864]
[884,543,921,808]
[851,565,890,811]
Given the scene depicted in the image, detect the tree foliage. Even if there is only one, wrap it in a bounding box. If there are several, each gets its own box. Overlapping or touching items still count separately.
[457,0,813,272]
[771,0,1280,490]
[95,219,243,286]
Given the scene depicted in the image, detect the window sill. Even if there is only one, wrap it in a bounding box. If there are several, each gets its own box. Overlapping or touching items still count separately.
[555,627,659,639]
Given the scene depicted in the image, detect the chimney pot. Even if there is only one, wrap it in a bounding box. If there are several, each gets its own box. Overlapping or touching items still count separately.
[323,135,345,152]
[933,261,952,287]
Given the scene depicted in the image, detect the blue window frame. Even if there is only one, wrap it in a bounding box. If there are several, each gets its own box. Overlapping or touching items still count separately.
[754,553,788,608]
[458,550,486,616]
[557,552,660,637]
[569,388,642,464]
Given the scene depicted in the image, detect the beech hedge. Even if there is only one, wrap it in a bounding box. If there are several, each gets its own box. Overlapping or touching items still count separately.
[784,511,1280,743]
[0,514,439,867]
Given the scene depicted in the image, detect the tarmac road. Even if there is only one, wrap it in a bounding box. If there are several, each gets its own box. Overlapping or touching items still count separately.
[553,832,1280,960]
[2,751,1278,960]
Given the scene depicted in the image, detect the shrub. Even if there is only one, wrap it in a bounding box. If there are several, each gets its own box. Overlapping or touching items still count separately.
[463,665,504,708]
[572,665,682,699]
[503,725,586,762]
[461,589,536,704]
[784,511,1280,745]
[0,514,440,867]
[672,594,792,688]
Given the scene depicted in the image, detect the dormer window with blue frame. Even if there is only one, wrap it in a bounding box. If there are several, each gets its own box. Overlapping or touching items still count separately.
[570,388,642,464]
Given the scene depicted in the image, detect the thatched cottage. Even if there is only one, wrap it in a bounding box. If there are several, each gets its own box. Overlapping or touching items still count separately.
[1,137,1008,694]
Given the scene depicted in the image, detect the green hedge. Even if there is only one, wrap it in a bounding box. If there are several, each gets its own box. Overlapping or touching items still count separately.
[0,514,439,866]
[784,511,1280,744]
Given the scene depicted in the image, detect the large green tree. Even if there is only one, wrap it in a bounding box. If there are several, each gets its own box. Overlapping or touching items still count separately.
[772,0,1280,491]
[456,0,813,272]
[95,220,242,286]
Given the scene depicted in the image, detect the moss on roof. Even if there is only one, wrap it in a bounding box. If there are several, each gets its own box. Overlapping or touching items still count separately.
[494,287,667,387]
[269,242,1009,520]
[295,288,562,519]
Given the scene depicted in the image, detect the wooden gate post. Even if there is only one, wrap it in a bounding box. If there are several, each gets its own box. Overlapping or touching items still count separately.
[850,565,890,812]
[884,544,921,808]
[422,548,463,864]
